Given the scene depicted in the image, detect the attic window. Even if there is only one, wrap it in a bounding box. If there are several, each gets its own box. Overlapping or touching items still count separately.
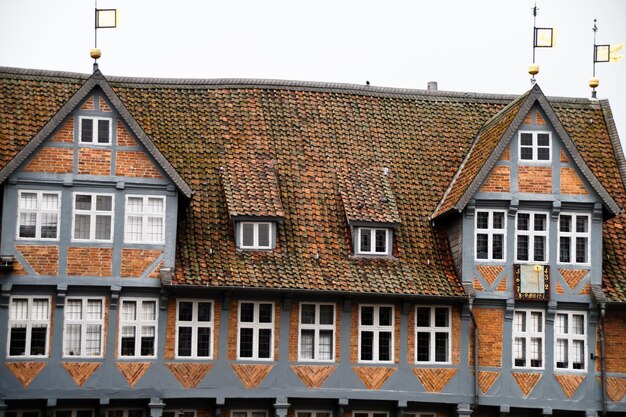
[356,227,391,255]
[79,116,111,145]
[519,132,550,162]
[238,222,274,250]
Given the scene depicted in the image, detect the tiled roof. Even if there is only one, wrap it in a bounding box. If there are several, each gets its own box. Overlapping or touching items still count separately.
[338,167,401,225]
[221,158,284,218]
[1,67,626,299]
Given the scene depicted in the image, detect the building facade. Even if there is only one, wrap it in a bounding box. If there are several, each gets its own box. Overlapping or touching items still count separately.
[1,67,626,417]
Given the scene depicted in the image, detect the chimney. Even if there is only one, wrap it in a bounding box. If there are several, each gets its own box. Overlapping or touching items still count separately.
[427,81,438,91]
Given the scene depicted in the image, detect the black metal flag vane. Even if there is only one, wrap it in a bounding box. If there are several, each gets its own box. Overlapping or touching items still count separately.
[590,19,623,99]
[528,3,555,85]
[91,0,118,72]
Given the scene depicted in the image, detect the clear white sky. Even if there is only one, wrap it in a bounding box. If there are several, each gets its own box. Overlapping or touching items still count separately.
[1,0,625,145]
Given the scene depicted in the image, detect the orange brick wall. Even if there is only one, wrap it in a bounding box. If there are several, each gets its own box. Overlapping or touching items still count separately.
[451,306,461,365]
[16,245,59,276]
[81,96,95,110]
[165,298,176,360]
[116,121,138,147]
[227,300,238,360]
[99,97,112,112]
[23,147,73,174]
[470,307,503,367]
[480,165,510,192]
[350,304,358,362]
[115,151,163,178]
[560,149,569,163]
[500,146,510,161]
[78,148,111,176]
[50,118,74,143]
[120,249,162,278]
[289,303,299,362]
[604,310,626,373]
[518,166,552,194]
[560,167,589,194]
[66,247,112,276]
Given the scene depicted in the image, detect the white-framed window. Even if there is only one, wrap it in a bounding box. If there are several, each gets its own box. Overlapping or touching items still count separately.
[6,411,40,417]
[72,193,114,242]
[238,222,273,249]
[357,227,391,255]
[402,414,436,417]
[475,210,506,261]
[79,116,112,145]
[119,298,158,358]
[515,211,549,263]
[359,304,394,363]
[558,213,591,265]
[555,311,587,371]
[124,195,166,244]
[63,297,105,357]
[17,190,60,240]
[232,411,267,417]
[519,131,551,162]
[295,411,332,417]
[55,410,93,417]
[415,306,451,364]
[176,300,213,359]
[8,296,51,357]
[107,411,144,417]
[163,411,196,417]
[513,309,544,369]
[353,412,389,417]
[238,301,274,360]
[298,303,335,361]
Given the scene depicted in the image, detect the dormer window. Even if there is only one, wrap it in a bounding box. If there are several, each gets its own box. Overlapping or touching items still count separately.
[515,211,548,263]
[238,222,274,250]
[519,131,550,162]
[79,116,111,145]
[356,227,391,255]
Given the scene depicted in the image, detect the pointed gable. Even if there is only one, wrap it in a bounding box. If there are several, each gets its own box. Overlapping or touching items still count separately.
[432,84,621,220]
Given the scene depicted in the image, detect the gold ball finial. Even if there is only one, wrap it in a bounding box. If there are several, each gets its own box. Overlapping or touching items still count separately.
[528,63,540,76]
[90,48,102,60]
[589,78,600,89]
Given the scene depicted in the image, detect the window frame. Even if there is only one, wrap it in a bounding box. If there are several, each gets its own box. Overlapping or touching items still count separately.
[554,311,587,372]
[175,299,214,359]
[515,211,550,264]
[106,410,145,417]
[71,192,115,242]
[7,296,51,358]
[358,304,395,364]
[237,301,275,361]
[356,227,392,255]
[474,209,507,262]
[16,190,61,241]
[298,302,336,362]
[512,309,545,370]
[414,306,452,364]
[118,297,159,359]
[231,411,268,417]
[124,195,166,244]
[353,412,390,417]
[295,411,333,417]
[62,297,105,358]
[6,410,41,417]
[238,221,274,250]
[78,116,112,145]
[162,411,196,417]
[518,131,551,163]
[558,213,591,266]
[55,410,94,417]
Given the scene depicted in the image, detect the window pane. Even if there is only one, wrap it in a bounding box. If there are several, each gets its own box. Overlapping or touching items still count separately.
[560,236,571,263]
[378,331,392,361]
[560,215,572,232]
[572,340,585,369]
[31,325,47,355]
[32,298,49,320]
[19,212,37,237]
[258,328,272,358]
[521,133,533,146]
[258,223,270,247]
[530,312,542,332]
[319,329,333,359]
[374,229,387,253]
[95,215,111,240]
[514,311,526,332]
[576,237,588,263]
[361,306,373,326]
[520,147,533,160]
[319,304,334,325]
[240,303,254,322]
[142,301,157,321]
[127,197,143,213]
[197,327,211,357]
[537,133,550,146]
[66,300,83,320]
[126,215,143,241]
[416,307,430,327]
[177,327,192,356]
[98,119,110,143]
[435,308,449,327]
[65,323,81,355]
[140,326,155,356]
[556,338,568,368]
[9,326,27,355]
[242,223,254,247]
[96,195,112,211]
[435,332,449,362]
[86,299,103,320]
[492,234,504,259]
[476,212,489,229]
[239,328,253,357]
[122,301,137,321]
[82,118,94,142]
[537,147,550,160]
[517,213,529,231]
[300,329,314,359]
[530,337,542,367]
[556,314,568,334]
[146,217,164,242]
[476,234,488,259]
[40,213,58,238]
[360,228,371,252]
[492,212,505,229]
[514,337,526,366]
[576,216,589,233]
[533,236,545,262]
[517,235,529,261]
[10,299,29,320]
[259,303,273,323]
[147,197,164,214]
[76,194,92,210]
[573,315,585,335]
[360,331,373,360]
[301,304,316,324]
[85,324,102,355]
[534,214,547,231]
[178,302,193,321]
[417,332,430,361]
[198,302,212,322]
[121,326,136,356]
[379,306,392,326]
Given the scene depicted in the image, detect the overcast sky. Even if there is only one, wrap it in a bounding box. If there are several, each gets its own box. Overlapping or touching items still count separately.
[1,0,625,146]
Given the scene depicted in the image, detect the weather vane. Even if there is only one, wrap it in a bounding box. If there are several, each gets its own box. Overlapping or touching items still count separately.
[91,0,118,72]
[590,19,623,99]
[528,3,555,85]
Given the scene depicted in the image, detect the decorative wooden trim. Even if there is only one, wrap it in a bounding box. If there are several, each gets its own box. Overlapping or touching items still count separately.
[478,371,499,394]
[291,365,336,388]
[412,368,457,392]
[512,372,541,397]
[5,362,46,387]
[230,364,273,389]
[353,366,396,390]
[554,374,584,398]
[116,362,152,388]
[62,362,101,386]
[165,362,212,388]
[514,264,550,301]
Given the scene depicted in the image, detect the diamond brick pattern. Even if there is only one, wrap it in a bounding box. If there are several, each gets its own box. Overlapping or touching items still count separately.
[554,374,584,398]
[477,265,503,286]
[165,363,212,388]
[291,365,336,388]
[353,367,396,390]
[231,364,273,389]
[62,362,101,387]
[512,372,541,397]
[116,362,151,388]
[5,362,46,387]
[412,368,457,392]
[478,371,499,394]
[559,269,588,292]
[599,376,626,401]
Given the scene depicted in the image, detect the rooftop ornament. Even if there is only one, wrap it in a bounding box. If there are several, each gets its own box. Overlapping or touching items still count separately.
[91,0,118,72]
[591,19,623,99]
[528,3,555,85]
